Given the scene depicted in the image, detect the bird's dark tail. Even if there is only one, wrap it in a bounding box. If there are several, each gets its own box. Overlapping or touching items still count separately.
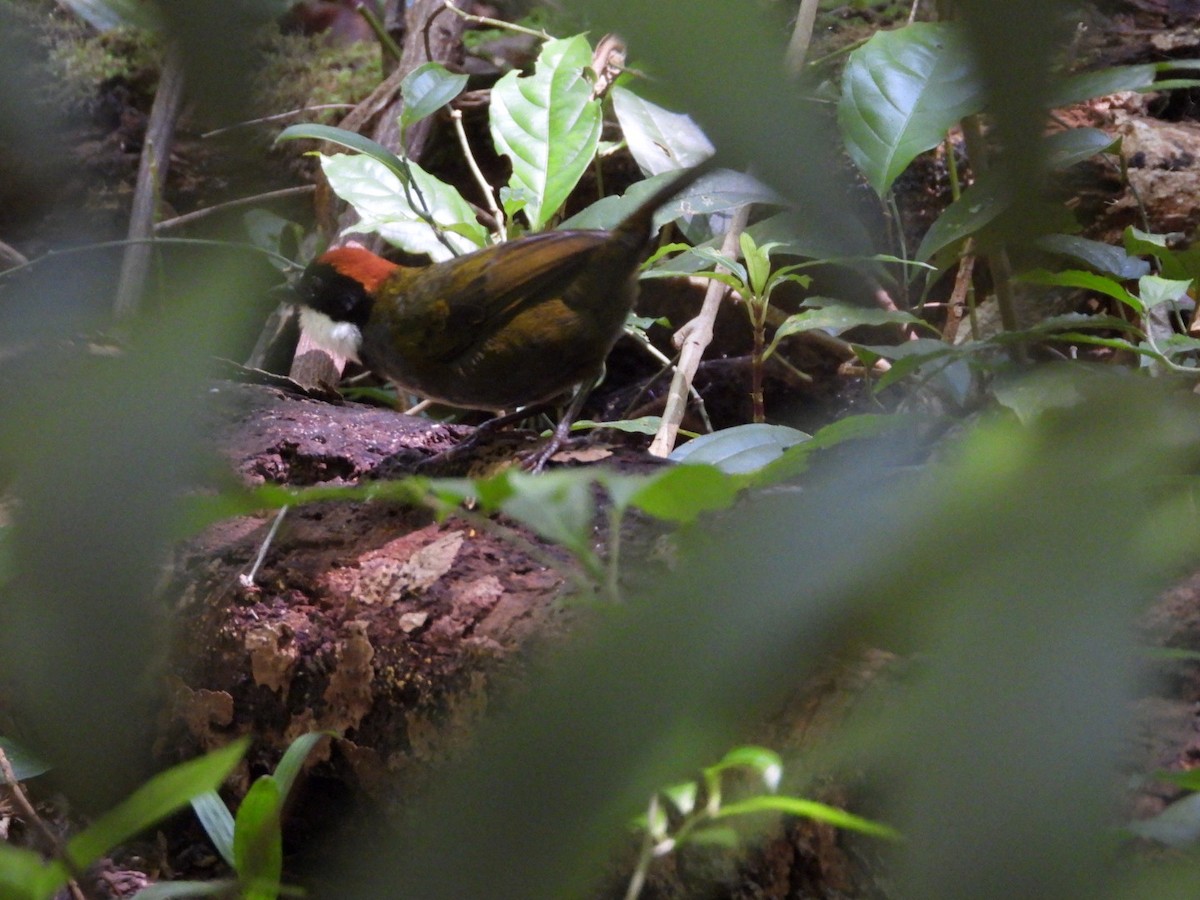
[610,160,716,245]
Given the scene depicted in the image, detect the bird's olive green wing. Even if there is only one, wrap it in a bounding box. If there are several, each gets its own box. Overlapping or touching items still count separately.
[408,230,608,364]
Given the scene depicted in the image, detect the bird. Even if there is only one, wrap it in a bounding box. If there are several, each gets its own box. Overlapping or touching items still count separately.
[292,163,709,468]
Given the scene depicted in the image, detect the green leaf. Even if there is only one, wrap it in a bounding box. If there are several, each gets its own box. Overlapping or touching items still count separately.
[276,124,408,183]
[569,416,662,435]
[233,776,283,896]
[706,746,783,790]
[838,22,983,196]
[64,740,248,880]
[190,791,236,868]
[1043,128,1118,169]
[320,154,487,260]
[740,232,773,297]
[272,732,326,801]
[1139,274,1192,310]
[498,471,596,556]
[490,35,603,230]
[0,736,50,783]
[773,302,929,344]
[669,425,811,475]
[0,842,52,900]
[1035,234,1150,280]
[57,0,160,30]
[915,169,1008,262]
[628,464,743,522]
[715,795,902,840]
[1019,268,1143,315]
[400,62,469,131]
[610,85,714,175]
[1047,64,1158,107]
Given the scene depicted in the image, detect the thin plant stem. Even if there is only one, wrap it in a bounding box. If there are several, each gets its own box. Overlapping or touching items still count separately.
[451,108,505,242]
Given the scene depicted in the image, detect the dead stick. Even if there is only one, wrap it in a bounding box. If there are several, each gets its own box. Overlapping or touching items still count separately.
[113,44,186,319]
[649,203,751,457]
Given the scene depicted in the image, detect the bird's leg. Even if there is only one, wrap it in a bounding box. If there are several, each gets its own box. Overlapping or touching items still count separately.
[526,378,597,474]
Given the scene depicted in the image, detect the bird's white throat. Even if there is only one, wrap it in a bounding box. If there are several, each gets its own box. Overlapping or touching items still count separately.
[299,307,364,362]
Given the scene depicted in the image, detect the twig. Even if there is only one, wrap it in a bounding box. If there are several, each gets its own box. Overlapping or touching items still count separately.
[155,186,315,232]
[0,238,29,270]
[785,0,820,74]
[649,205,751,457]
[356,1,404,63]
[0,748,87,900]
[439,0,551,40]
[199,105,356,139]
[450,108,505,242]
[114,44,186,319]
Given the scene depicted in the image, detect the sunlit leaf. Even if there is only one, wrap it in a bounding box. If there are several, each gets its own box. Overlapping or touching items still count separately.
[490,35,603,230]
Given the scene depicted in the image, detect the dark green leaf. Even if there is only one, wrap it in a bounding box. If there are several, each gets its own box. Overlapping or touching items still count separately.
[64,740,248,879]
[628,464,743,522]
[1047,64,1157,107]
[1036,234,1150,280]
[275,125,408,182]
[838,22,984,196]
[401,62,469,131]
[1018,268,1143,314]
[0,736,51,783]
[1043,128,1118,169]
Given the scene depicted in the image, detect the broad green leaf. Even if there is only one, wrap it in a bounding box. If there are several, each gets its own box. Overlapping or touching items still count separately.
[320,154,486,260]
[1139,275,1192,310]
[915,168,1008,262]
[1019,268,1143,314]
[715,796,902,840]
[276,124,408,183]
[0,736,50,783]
[1044,127,1118,169]
[490,35,603,230]
[611,85,714,175]
[190,791,235,868]
[993,370,1087,426]
[772,302,929,348]
[401,62,469,131]
[233,777,283,896]
[1047,64,1157,107]
[1035,234,1149,280]
[499,471,596,557]
[669,426,811,475]
[64,740,248,880]
[0,842,51,899]
[838,22,983,196]
[628,464,743,520]
[57,0,159,30]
